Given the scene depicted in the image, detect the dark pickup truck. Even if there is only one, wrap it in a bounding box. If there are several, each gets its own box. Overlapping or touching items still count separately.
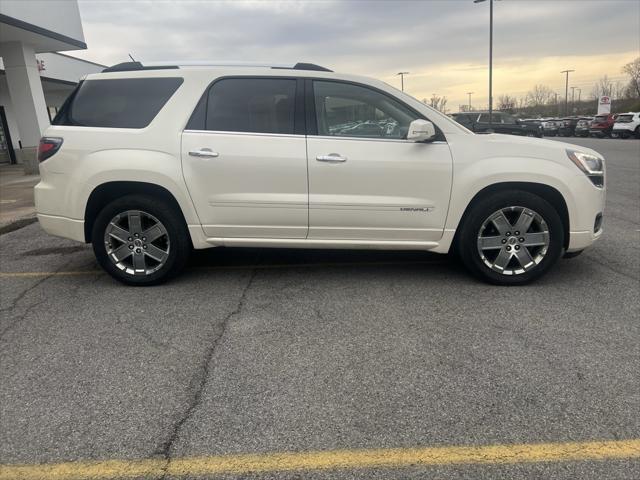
[451,111,543,137]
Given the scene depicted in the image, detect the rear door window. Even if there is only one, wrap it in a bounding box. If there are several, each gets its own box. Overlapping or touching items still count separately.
[500,114,517,125]
[204,78,297,134]
[54,77,183,128]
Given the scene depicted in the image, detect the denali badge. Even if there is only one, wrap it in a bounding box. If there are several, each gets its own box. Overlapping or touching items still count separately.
[400,207,434,212]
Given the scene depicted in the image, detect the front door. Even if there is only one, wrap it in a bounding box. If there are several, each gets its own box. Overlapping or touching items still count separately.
[306,80,453,242]
[182,77,308,239]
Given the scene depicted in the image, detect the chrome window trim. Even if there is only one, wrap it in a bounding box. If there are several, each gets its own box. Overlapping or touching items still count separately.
[311,135,447,144]
[183,129,305,139]
[183,130,447,144]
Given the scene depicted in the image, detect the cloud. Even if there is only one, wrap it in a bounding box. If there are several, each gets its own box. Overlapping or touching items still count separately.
[73,0,640,108]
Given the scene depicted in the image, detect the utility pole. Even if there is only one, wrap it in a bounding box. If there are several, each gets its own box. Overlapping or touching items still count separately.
[577,88,582,102]
[571,86,576,112]
[474,0,494,126]
[467,92,474,111]
[397,72,409,92]
[561,69,574,116]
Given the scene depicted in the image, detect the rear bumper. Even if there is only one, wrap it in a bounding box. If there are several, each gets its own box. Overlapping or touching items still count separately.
[37,214,85,243]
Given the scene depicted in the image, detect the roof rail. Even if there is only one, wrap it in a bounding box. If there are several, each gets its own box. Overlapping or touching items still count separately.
[102,62,178,73]
[102,61,332,73]
[292,63,332,72]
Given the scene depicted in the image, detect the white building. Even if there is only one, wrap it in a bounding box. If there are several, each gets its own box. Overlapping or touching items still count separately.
[0,0,104,172]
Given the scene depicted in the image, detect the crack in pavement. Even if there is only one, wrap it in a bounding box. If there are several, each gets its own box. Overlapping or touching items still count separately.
[154,268,258,479]
[0,259,76,343]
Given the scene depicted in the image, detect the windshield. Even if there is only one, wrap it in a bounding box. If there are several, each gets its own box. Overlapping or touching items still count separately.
[616,115,634,123]
[594,116,608,122]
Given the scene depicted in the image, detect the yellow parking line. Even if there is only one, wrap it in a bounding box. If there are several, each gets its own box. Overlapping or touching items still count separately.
[0,270,101,278]
[1,439,638,480]
[0,260,443,278]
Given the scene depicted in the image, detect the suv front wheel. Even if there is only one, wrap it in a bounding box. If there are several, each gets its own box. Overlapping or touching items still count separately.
[92,194,191,285]
[457,190,564,285]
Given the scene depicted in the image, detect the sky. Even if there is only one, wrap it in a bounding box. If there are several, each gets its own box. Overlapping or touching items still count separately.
[73,0,640,111]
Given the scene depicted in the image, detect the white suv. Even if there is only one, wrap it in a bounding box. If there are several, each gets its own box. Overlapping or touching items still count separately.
[35,61,605,286]
[611,112,640,139]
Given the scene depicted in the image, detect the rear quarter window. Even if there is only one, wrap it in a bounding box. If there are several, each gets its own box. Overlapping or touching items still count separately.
[54,77,183,128]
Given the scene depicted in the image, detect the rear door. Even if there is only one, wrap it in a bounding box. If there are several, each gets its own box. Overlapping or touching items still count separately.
[305,80,452,242]
[182,77,308,239]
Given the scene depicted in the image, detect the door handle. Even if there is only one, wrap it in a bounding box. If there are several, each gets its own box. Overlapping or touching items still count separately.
[189,148,219,158]
[316,153,347,163]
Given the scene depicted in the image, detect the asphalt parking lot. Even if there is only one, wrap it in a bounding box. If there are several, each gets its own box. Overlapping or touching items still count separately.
[1,137,638,479]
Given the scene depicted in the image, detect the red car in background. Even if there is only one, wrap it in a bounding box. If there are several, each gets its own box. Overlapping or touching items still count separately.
[589,113,618,137]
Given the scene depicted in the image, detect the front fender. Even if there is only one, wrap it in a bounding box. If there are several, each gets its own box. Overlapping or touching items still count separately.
[445,154,579,233]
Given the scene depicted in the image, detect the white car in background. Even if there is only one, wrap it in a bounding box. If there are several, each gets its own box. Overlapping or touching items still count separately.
[35,61,605,286]
[611,112,640,139]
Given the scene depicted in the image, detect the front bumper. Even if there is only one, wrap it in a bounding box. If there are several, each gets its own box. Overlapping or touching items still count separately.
[566,174,606,252]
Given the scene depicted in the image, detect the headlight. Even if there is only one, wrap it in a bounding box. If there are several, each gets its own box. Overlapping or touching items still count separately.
[566,149,604,187]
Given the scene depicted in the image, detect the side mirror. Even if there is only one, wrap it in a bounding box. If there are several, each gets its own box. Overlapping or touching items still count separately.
[407,119,437,142]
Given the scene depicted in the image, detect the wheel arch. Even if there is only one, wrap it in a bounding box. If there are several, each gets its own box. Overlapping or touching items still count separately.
[452,182,570,252]
[84,181,189,243]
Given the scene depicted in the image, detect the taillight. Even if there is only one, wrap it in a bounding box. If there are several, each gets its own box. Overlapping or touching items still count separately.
[38,137,63,162]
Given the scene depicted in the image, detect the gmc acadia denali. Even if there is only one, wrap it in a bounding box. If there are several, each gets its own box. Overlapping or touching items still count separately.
[35,61,606,286]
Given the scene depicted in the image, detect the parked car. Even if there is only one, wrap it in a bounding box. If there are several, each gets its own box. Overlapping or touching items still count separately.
[540,118,560,137]
[558,117,580,137]
[36,61,605,286]
[611,112,640,139]
[590,113,617,137]
[574,117,593,137]
[451,111,543,137]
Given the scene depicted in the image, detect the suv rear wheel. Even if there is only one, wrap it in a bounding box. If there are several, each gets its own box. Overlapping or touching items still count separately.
[457,190,564,285]
[92,194,191,285]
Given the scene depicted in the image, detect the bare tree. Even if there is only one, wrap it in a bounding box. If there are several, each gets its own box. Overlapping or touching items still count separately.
[497,94,517,112]
[427,94,448,113]
[591,75,614,99]
[622,57,640,98]
[517,97,527,111]
[612,81,625,100]
[525,84,554,107]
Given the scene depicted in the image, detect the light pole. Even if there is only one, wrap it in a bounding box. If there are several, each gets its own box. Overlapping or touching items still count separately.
[467,91,474,110]
[561,69,574,115]
[577,88,582,102]
[474,0,494,126]
[397,72,409,92]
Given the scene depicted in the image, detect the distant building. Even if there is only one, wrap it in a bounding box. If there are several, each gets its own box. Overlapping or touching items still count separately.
[0,0,105,172]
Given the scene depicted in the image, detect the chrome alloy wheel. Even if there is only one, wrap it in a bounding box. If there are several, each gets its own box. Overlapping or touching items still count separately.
[104,210,170,276]
[477,206,550,275]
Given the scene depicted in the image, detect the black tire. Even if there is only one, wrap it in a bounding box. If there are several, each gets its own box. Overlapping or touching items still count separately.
[92,194,191,286]
[635,127,640,139]
[456,190,564,286]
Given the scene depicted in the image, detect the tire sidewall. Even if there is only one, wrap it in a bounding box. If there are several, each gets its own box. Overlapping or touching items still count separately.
[92,195,190,286]
[458,190,564,285]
